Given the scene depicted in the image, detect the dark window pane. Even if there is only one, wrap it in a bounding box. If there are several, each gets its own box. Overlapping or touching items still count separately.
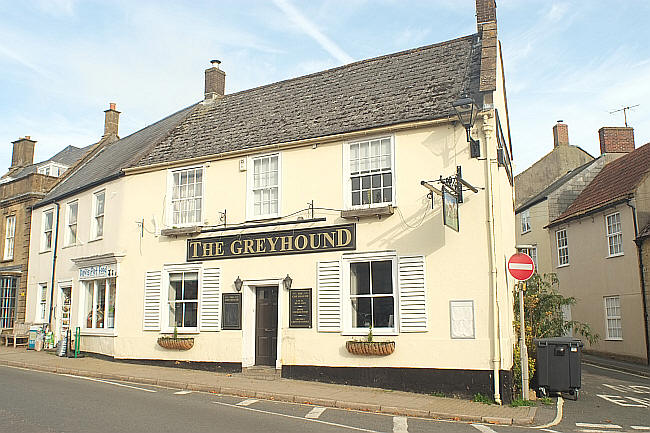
[371,260,393,294]
[352,192,360,206]
[373,297,394,328]
[351,297,371,328]
[174,304,183,327]
[361,176,371,189]
[170,277,182,302]
[372,189,382,203]
[362,191,370,204]
[383,173,392,187]
[351,177,360,191]
[184,273,198,300]
[383,188,392,202]
[185,302,198,327]
[372,174,381,188]
[350,262,370,295]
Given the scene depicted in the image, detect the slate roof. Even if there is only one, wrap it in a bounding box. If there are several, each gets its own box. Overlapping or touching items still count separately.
[8,144,93,180]
[551,142,650,225]
[135,34,482,167]
[515,159,596,213]
[35,104,197,208]
[638,223,650,241]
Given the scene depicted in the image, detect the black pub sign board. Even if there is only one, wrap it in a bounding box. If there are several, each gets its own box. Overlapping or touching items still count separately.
[187,224,356,261]
[289,288,312,328]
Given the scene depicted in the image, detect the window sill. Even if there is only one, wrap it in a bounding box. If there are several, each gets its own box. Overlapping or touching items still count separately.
[161,328,199,335]
[0,258,14,263]
[39,249,52,254]
[341,205,394,220]
[521,230,531,235]
[160,226,202,237]
[88,237,103,243]
[557,263,570,268]
[245,215,281,224]
[607,253,624,259]
[604,337,623,341]
[342,329,398,337]
[80,329,116,337]
[61,244,77,249]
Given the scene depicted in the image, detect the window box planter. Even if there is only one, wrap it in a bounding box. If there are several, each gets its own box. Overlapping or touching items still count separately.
[157,336,194,350]
[345,340,395,356]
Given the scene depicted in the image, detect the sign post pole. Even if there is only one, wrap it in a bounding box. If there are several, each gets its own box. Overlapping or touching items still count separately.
[508,253,535,401]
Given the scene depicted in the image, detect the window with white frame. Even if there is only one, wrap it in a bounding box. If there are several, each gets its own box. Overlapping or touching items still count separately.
[167,271,198,329]
[518,246,538,271]
[0,277,17,328]
[4,215,15,260]
[556,229,569,266]
[604,296,622,340]
[348,137,393,207]
[38,163,67,177]
[92,191,105,239]
[520,209,531,234]
[66,201,78,246]
[42,210,54,251]
[37,283,48,323]
[249,154,279,218]
[345,255,396,332]
[170,167,203,225]
[83,278,116,329]
[606,212,623,256]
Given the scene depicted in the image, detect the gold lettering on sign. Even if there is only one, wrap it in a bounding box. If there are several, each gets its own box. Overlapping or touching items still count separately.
[295,234,308,250]
[231,239,243,255]
[323,232,335,248]
[244,239,255,254]
[189,241,201,258]
[309,233,321,249]
[215,242,224,256]
[256,238,266,253]
[337,228,352,247]
[267,237,279,252]
[203,242,215,257]
[280,236,293,251]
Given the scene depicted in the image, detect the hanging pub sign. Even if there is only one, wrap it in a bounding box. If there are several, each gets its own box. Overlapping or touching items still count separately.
[289,288,312,328]
[187,224,356,261]
[442,186,459,232]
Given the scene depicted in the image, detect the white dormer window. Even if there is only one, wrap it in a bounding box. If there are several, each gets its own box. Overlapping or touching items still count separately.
[38,163,68,177]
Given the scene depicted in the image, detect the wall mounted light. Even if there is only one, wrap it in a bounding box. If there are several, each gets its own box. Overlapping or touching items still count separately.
[452,95,481,158]
[283,274,293,291]
[234,276,243,292]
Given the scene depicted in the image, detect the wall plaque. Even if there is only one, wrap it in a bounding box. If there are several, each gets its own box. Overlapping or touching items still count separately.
[222,293,242,330]
[187,224,356,261]
[289,288,312,328]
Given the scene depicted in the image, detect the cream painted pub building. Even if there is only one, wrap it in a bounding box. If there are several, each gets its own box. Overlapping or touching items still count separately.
[27,1,517,401]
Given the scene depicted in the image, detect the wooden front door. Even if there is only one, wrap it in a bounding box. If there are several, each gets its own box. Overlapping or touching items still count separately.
[255,286,278,366]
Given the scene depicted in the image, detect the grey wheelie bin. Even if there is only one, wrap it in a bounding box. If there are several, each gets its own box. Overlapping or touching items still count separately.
[534,337,583,399]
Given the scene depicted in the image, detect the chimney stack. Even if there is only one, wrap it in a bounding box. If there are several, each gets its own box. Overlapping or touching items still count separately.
[599,127,635,154]
[10,136,36,170]
[103,102,120,137]
[476,0,497,31]
[553,121,569,147]
[205,59,226,100]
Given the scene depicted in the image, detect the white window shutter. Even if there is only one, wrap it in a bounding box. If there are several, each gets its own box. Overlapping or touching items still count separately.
[200,268,220,331]
[398,255,427,332]
[317,260,342,332]
[143,270,162,330]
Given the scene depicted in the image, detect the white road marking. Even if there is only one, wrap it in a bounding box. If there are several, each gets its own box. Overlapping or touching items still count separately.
[540,429,560,433]
[393,416,408,433]
[583,362,650,380]
[597,394,646,407]
[575,422,622,429]
[578,430,621,433]
[631,427,650,431]
[236,398,259,406]
[174,390,192,395]
[471,424,497,433]
[305,406,327,419]
[60,374,157,393]
[532,396,564,429]
[212,401,380,432]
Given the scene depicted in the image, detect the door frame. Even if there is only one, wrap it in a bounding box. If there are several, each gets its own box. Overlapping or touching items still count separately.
[55,280,73,342]
[242,278,283,369]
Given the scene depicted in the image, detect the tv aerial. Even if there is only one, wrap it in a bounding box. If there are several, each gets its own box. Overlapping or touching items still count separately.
[609,104,639,127]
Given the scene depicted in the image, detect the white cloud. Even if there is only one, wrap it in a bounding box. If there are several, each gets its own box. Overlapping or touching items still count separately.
[272,0,354,64]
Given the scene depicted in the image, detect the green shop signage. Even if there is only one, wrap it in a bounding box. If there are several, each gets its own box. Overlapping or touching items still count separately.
[187,223,356,261]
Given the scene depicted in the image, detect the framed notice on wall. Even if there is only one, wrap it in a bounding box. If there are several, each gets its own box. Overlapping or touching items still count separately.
[443,186,459,232]
[289,288,312,328]
[450,300,475,339]
[222,293,242,330]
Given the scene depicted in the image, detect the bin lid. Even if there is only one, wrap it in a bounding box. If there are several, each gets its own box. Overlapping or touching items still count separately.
[534,337,584,347]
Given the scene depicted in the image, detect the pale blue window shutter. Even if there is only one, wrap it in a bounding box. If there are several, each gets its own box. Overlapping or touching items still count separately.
[143,270,162,330]
[200,268,220,331]
[317,260,342,332]
[398,255,427,332]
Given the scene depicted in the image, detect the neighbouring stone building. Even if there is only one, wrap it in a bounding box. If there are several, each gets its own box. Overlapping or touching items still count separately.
[26,1,519,402]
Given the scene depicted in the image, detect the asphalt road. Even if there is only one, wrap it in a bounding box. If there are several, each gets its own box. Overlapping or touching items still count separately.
[0,362,647,433]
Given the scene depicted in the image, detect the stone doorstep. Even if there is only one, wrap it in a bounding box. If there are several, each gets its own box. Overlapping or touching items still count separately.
[0,359,535,426]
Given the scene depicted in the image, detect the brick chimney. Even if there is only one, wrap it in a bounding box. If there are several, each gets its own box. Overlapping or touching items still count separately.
[205,59,226,100]
[476,0,497,31]
[103,102,120,137]
[599,127,635,154]
[553,121,569,147]
[10,136,36,170]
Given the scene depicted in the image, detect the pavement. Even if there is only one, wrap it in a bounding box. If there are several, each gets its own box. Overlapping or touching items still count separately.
[582,352,650,378]
[0,346,536,426]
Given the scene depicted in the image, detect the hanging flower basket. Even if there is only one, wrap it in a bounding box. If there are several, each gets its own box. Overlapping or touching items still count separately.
[346,341,395,356]
[157,337,194,350]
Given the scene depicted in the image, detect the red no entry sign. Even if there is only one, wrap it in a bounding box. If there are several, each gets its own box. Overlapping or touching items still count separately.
[508,253,535,281]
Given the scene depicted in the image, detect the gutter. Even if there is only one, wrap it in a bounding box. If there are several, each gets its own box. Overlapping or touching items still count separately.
[32,172,123,211]
[545,196,630,229]
[628,199,650,365]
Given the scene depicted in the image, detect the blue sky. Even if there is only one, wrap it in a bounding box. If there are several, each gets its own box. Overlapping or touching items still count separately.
[1,0,649,174]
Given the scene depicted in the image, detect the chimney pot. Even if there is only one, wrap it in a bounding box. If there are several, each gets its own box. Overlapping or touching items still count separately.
[103,103,120,137]
[599,127,635,154]
[10,136,36,170]
[552,121,569,147]
[205,60,226,100]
